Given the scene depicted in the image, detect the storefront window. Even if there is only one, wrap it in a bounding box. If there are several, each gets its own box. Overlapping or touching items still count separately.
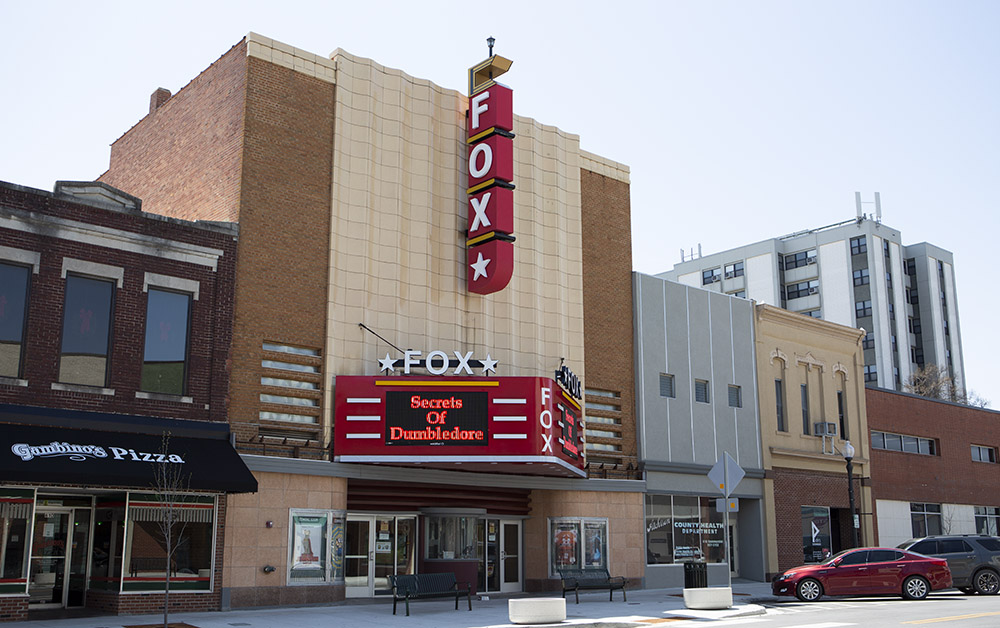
[426,516,478,560]
[289,511,328,583]
[644,495,731,564]
[801,505,832,563]
[549,518,608,575]
[644,495,672,565]
[124,494,215,591]
[0,489,33,594]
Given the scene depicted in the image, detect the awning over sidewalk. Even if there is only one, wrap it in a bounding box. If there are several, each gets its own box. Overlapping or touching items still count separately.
[1,422,257,493]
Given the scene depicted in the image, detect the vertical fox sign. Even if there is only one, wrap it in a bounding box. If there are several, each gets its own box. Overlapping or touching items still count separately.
[466,52,515,294]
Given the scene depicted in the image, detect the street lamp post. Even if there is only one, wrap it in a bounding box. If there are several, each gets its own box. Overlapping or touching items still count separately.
[843,440,859,548]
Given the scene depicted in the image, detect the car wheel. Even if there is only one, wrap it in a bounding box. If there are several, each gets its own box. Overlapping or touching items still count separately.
[973,569,1000,595]
[902,575,929,600]
[795,578,823,602]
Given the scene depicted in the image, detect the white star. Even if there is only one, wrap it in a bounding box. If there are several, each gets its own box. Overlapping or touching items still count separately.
[378,353,397,373]
[481,353,498,375]
[470,252,491,281]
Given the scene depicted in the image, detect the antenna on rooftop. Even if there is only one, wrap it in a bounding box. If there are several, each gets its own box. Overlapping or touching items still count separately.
[680,248,686,262]
[697,243,703,259]
[855,191,882,224]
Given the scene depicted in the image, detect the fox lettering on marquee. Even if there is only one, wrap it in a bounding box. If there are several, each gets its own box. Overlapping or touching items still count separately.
[466,52,515,295]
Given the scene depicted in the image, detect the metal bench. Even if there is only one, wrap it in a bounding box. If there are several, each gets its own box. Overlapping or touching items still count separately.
[558,567,627,603]
[388,572,472,616]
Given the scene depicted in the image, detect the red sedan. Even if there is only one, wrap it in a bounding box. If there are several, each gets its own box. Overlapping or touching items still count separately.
[772,547,952,601]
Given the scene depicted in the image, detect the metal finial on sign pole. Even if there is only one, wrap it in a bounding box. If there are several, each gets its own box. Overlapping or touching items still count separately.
[487,36,495,57]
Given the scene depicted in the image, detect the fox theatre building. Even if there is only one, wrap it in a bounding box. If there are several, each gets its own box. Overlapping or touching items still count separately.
[96,33,644,608]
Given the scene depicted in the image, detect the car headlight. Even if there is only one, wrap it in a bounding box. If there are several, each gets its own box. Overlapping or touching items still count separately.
[778,572,796,581]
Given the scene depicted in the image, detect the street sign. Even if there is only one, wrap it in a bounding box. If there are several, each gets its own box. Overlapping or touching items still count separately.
[716,497,739,513]
[708,452,745,498]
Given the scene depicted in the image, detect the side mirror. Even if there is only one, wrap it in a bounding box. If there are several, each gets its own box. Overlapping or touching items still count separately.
[830,558,842,567]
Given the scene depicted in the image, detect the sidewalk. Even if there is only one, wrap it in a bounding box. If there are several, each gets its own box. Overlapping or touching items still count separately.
[7,581,778,628]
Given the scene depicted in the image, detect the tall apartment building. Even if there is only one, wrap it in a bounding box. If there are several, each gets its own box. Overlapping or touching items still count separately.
[660,200,963,394]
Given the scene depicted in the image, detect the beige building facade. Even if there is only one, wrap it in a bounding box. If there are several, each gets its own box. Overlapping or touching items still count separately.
[100,33,643,608]
[754,305,874,576]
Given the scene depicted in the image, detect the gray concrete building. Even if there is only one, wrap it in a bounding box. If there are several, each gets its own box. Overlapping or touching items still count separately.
[659,206,963,394]
[633,272,767,586]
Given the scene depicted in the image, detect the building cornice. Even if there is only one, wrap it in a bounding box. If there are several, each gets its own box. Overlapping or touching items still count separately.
[756,304,866,344]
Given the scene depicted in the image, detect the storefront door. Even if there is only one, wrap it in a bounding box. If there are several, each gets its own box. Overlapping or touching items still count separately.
[345,515,416,598]
[480,519,521,593]
[28,508,91,609]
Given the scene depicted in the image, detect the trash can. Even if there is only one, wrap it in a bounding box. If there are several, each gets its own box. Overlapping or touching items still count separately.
[684,561,708,588]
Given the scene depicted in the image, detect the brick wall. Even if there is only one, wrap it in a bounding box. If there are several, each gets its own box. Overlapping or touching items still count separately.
[580,169,637,472]
[227,55,334,453]
[867,387,1000,506]
[772,467,860,573]
[0,597,28,622]
[100,41,248,223]
[0,183,236,423]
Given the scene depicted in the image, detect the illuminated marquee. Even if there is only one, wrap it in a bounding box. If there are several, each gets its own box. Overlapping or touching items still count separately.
[466,53,515,295]
[334,376,585,477]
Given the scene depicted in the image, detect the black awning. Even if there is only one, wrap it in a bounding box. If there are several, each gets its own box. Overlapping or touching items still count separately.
[1,423,257,493]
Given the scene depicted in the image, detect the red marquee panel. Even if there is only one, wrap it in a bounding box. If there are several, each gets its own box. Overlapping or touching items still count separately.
[334,376,585,477]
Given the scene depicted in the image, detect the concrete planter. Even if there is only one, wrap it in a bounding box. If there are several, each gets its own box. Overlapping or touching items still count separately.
[683,586,733,610]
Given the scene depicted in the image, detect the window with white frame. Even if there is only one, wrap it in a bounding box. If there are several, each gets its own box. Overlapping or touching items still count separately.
[972,445,997,463]
[975,507,1000,536]
[724,261,744,279]
[910,503,942,537]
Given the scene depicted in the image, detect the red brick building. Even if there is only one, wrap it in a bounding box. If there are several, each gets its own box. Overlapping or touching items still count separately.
[0,181,255,621]
[866,387,1000,547]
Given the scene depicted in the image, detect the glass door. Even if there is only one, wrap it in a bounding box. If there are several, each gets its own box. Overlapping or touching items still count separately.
[479,519,521,593]
[500,520,521,593]
[345,516,373,598]
[29,509,71,608]
[66,509,92,607]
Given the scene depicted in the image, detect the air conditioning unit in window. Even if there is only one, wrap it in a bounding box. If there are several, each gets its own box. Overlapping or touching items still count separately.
[807,258,817,265]
[808,287,819,295]
[813,422,838,437]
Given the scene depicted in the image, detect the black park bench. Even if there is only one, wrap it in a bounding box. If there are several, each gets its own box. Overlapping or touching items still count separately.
[558,567,627,603]
[388,573,472,616]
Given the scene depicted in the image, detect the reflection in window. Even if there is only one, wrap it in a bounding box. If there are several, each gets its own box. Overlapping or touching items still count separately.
[141,289,191,395]
[911,503,943,537]
[426,516,478,560]
[643,495,728,565]
[802,505,832,563]
[59,275,114,387]
[0,489,32,591]
[550,518,608,575]
[125,497,215,591]
[0,263,30,379]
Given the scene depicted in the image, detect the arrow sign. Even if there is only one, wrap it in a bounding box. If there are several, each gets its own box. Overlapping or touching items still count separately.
[707,452,745,498]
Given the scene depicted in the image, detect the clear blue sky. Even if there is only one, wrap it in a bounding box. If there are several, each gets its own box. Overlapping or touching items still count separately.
[2,1,997,404]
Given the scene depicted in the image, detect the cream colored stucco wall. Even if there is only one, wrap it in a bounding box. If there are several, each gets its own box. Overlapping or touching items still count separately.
[754,305,873,574]
[325,50,589,386]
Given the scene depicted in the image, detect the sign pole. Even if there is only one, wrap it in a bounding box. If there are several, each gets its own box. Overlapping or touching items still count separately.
[723,454,731,589]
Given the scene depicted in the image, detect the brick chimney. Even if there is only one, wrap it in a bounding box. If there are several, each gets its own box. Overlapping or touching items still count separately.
[149,87,172,114]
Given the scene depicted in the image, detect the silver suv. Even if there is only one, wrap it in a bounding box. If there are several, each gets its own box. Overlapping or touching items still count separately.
[897,535,1000,595]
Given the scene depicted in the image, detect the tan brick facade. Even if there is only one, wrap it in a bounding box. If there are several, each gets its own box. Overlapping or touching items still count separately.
[98,32,642,608]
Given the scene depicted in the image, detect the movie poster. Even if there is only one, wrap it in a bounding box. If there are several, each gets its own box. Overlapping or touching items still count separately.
[290,514,327,582]
[551,521,579,571]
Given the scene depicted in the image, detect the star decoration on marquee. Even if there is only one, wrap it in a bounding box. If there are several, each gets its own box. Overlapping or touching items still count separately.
[470,252,491,281]
[378,353,397,373]
[481,354,498,375]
